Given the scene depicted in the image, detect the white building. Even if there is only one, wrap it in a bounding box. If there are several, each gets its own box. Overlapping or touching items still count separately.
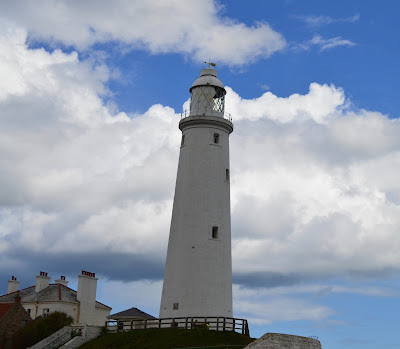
[160,67,234,318]
[0,271,111,326]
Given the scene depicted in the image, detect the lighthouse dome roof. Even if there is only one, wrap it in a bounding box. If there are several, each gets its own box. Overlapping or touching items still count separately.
[190,68,225,92]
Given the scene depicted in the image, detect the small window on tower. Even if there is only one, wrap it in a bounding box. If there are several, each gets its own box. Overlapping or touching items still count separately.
[226,169,230,182]
[212,226,219,239]
[213,133,220,144]
[181,134,185,147]
[173,303,179,310]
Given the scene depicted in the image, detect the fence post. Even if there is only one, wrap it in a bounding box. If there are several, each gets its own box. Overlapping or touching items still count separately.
[223,317,226,331]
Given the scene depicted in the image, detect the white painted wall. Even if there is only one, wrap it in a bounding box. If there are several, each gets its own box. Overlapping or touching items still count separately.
[22,301,109,326]
[22,301,75,320]
[160,114,233,318]
[93,307,110,326]
[77,274,98,325]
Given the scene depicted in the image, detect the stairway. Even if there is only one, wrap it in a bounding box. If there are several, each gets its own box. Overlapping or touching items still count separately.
[59,325,102,349]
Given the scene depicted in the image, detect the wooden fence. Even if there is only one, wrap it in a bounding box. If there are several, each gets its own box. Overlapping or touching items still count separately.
[106,316,249,336]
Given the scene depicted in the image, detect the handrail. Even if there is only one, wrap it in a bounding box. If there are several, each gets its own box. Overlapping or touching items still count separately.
[40,330,71,349]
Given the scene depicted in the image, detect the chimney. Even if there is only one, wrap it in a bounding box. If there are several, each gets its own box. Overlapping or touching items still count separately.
[77,270,98,324]
[14,291,21,303]
[54,275,69,287]
[35,271,50,293]
[8,276,19,294]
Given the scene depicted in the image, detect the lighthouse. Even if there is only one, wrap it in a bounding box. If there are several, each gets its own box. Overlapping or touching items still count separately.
[160,67,233,319]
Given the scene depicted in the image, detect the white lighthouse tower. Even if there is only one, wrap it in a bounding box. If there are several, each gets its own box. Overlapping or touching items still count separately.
[160,67,233,319]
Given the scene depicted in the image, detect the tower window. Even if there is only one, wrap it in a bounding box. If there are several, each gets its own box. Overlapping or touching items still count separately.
[173,303,179,310]
[212,226,219,239]
[181,134,185,147]
[226,169,230,182]
[213,133,220,144]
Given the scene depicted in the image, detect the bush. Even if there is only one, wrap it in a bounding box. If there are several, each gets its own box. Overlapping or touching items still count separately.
[10,311,73,349]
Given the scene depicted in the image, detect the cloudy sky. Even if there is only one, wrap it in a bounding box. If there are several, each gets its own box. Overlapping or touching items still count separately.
[0,1,399,348]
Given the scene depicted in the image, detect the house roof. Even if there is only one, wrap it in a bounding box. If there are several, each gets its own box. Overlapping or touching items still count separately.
[0,303,13,319]
[0,284,111,310]
[108,307,156,320]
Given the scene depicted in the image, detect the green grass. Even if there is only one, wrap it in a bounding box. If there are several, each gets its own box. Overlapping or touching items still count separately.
[79,328,255,349]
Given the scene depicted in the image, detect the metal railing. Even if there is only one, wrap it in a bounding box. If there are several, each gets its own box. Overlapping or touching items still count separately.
[105,316,249,336]
[180,109,233,123]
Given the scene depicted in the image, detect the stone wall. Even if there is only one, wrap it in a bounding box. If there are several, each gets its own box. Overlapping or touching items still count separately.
[244,333,322,349]
[0,301,32,346]
[60,325,102,349]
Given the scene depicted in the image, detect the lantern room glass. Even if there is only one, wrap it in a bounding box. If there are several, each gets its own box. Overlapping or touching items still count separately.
[190,86,225,115]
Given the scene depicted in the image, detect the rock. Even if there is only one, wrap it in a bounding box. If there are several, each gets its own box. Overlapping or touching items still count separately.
[243,332,322,349]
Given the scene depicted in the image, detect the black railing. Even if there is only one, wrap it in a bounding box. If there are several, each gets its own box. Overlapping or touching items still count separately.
[106,316,249,336]
[180,110,233,123]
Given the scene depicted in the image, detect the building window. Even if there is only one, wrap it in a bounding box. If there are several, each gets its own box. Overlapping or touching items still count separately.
[212,226,219,239]
[21,319,29,328]
[181,134,185,147]
[226,169,230,182]
[27,308,31,317]
[213,133,220,144]
[173,303,179,310]
[43,308,50,318]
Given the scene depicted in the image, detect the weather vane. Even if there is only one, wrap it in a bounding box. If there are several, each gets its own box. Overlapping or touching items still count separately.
[204,60,216,67]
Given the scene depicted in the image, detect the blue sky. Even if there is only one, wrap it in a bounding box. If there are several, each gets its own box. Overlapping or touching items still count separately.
[0,1,400,348]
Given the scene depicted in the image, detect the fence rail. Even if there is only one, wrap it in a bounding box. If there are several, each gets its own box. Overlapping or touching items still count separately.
[106,316,249,336]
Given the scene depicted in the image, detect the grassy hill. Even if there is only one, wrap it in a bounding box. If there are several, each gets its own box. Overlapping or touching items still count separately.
[79,328,255,349]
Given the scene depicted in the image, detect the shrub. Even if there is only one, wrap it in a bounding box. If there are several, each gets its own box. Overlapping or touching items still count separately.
[10,311,73,349]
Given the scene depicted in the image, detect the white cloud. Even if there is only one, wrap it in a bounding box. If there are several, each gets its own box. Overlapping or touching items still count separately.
[0,25,178,261]
[293,14,360,27]
[0,0,286,66]
[226,82,345,123]
[1,22,400,295]
[232,281,400,325]
[230,103,400,279]
[298,35,356,51]
[233,284,334,325]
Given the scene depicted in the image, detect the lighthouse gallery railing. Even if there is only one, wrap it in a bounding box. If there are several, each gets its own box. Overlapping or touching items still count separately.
[180,109,233,123]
